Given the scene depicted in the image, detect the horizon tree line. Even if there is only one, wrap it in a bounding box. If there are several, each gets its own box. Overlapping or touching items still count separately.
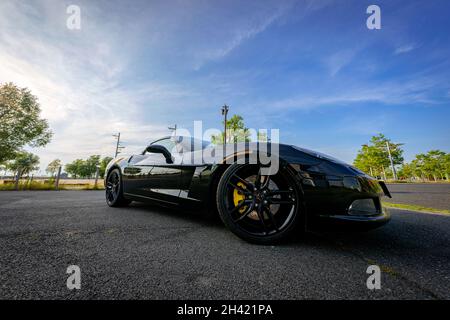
[353,134,449,181]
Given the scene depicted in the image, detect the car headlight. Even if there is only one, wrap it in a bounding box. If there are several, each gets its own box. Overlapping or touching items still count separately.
[343,176,361,191]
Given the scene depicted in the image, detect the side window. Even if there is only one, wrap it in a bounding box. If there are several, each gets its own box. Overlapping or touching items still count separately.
[151,138,176,154]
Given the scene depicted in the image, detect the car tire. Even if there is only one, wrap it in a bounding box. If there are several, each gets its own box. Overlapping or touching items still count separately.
[216,164,302,245]
[105,168,131,207]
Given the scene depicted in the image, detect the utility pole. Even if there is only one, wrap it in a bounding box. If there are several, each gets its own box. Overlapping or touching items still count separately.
[113,133,124,157]
[55,166,62,190]
[386,141,398,180]
[94,165,99,188]
[168,124,177,136]
[14,169,20,191]
[221,104,229,144]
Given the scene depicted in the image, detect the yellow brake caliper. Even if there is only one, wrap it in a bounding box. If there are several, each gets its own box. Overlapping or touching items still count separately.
[233,182,247,214]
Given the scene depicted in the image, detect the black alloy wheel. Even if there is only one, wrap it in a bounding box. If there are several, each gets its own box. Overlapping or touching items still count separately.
[105,168,131,207]
[217,164,301,244]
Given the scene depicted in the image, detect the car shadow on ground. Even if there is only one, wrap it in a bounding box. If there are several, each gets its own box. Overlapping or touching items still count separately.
[128,201,224,228]
[123,201,450,253]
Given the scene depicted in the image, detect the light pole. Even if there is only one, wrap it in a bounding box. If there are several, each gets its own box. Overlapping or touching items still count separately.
[221,104,229,144]
[386,141,398,181]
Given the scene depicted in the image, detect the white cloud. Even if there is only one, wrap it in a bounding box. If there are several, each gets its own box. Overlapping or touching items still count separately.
[264,74,446,111]
[394,43,417,55]
[337,114,390,136]
[326,49,358,76]
[194,8,287,69]
[191,0,334,70]
[0,1,180,172]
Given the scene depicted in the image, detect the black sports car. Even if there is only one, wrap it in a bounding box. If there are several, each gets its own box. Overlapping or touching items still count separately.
[105,136,391,244]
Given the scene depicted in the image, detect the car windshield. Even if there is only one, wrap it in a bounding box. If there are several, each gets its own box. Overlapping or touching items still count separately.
[149,136,210,153]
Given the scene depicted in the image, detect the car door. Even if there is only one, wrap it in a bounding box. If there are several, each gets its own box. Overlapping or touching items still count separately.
[123,138,182,205]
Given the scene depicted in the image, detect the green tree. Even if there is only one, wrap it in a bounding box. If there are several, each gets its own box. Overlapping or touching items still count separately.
[65,159,85,178]
[257,131,268,142]
[412,150,447,181]
[211,115,251,144]
[410,158,425,180]
[65,155,101,178]
[444,153,450,181]
[0,83,52,163]
[354,144,380,177]
[46,159,61,177]
[353,134,404,179]
[409,159,422,180]
[397,163,413,180]
[5,151,40,178]
[85,155,100,178]
[427,150,447,180]
[99,156,113,178]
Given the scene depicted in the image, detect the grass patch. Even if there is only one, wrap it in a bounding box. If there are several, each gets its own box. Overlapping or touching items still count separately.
[0,181,104,191]
[0,181,59,191]
[382,201,450,215]
[385,180,450,184]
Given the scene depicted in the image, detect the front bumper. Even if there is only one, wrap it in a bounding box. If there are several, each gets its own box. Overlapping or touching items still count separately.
[315,207,391,231]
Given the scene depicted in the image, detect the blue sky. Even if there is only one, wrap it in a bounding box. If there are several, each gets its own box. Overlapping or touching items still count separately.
[0,0,449,172]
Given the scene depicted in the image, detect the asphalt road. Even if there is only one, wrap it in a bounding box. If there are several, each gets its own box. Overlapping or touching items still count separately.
[1,191,449,300]
[386,183,450,210]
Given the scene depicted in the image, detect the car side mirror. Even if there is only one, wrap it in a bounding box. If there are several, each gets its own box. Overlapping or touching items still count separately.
[145,145,174,164]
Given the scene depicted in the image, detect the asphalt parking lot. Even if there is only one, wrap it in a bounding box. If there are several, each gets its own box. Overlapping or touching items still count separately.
[1,190,449,299]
